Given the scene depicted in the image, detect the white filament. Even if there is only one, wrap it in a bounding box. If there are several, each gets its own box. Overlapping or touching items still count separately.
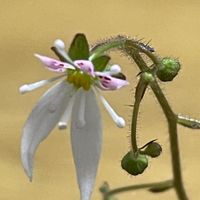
[98,94,125,128]
[54,39,65,49]
[19,74,66,94]
[58,93,76,129]
[94,65,121,77]
[53,39,74,65]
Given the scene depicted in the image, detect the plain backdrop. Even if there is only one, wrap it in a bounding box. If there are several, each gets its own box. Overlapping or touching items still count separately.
[0,0,200,199]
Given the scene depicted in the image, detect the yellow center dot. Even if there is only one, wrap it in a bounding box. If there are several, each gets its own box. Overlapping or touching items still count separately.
[67,70,93,90]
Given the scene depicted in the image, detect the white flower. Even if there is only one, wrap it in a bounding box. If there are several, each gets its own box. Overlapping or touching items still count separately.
[19,36,129,200]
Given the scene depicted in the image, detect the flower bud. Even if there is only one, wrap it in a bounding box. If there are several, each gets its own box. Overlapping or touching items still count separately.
[143,142,162,158]
[121,152,148,176]
[156,57,180,82]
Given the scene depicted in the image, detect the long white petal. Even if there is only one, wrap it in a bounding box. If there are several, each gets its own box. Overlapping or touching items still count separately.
[21,81,75,180]
[96,89,125,128]
[58,92,76,130]
[71,88,102,200]
[19,74,66,94]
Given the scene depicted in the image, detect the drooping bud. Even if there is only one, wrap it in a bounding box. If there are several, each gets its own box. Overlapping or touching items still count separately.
[142,142,162,158]
[156,57,181,82]
[99,182,110,194]
[121,152,148,176]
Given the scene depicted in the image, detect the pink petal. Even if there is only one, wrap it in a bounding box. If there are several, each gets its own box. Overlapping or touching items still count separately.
[35,54,74,73]
[97,75,129,90]
[74,60,95,77]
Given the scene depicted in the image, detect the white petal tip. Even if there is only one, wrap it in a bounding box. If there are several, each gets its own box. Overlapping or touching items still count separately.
[34,54,44,62]
[58,122,67,130]
[116,117,126,128]
[19,85,29,94]
[34,53,40,58]
[24,168,33,182]
[29,176,33,182]
[54,39,65,49]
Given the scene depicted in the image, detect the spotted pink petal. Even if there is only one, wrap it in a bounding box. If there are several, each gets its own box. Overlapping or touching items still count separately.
[74,60,95,77]
[97,75,129,90]
[35,54,75,73]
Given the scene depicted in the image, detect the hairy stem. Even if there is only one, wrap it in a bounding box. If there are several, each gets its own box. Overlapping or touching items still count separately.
[149,80,188,200]
[131,77,148,153]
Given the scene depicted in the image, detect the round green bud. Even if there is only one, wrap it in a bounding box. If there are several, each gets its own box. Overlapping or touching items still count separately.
[121,152,148,176]
[143,142,162,158]
[142,72,154,82]
[156,57,181,82]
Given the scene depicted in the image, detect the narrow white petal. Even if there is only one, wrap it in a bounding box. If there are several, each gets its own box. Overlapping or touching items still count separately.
[71,88,102,200]
[19,74,66,94]
[21,81,75,180]
[53,39,74,65]
[94,88,125,128]
[58,92,76,130]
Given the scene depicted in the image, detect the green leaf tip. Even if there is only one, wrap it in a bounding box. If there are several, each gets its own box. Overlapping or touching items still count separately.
[68,33,89,60]
[92,55,110,71]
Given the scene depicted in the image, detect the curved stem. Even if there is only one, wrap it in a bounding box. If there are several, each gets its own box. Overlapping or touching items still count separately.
[124,39,160,66]
[149,80,188,200]
[125,47,149,71]
[131,77,148,153]
[90,36,126,60]
[90,36,160,67]
[103,179,173,199]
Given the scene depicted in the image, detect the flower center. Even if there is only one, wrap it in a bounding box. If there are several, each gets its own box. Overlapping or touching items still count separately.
[67,69,93,90]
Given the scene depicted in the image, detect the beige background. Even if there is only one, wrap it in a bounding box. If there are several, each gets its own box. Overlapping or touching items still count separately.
[1,0,200,199]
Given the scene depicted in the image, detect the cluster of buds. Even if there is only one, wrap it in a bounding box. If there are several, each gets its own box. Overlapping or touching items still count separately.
[121,141,162,176]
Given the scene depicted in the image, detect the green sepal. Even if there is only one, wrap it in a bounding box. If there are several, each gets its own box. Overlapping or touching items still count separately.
[112,73,126,80]
[68,33,89,60]
[121,152,148,176]
[92,55,110,71]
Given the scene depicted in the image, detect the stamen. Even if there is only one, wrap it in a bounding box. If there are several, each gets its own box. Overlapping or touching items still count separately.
[110,64,121,75]
[93,87,125,128]
[58,93,76,129]
[94,65,121,77]
[53,39,74,65]
[76,90,86,128]
[19,74,66,94]
[54,39,65,49]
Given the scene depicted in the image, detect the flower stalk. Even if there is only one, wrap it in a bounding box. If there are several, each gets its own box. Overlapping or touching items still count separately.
[98,36,192,200]
[131,76,148,153]
[149,80,188,200]
[102,180,173,199]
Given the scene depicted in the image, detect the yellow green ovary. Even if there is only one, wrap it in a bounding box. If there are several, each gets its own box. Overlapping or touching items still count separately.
[67,70,92,90]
